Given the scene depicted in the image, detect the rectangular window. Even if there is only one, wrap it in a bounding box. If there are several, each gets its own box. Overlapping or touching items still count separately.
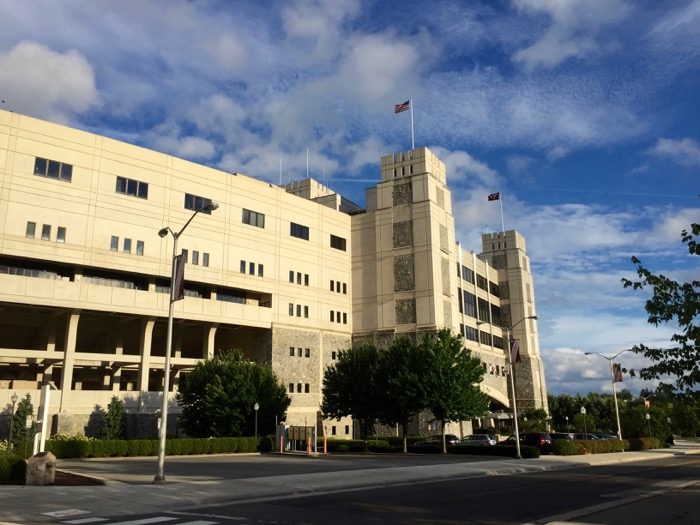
[184,193,214,213]
[136,240,144,256]
[330,280,334,292]
[182,249,188,262]
[464,291,477,318]
[289,303,294,316]
[26,222,36,238]
[489,281,500,298]
[479,330,492,346]
[110,236,119,251]
[242,208,265,228]
[304,305,309,318]
[297,348,303,357]
[330,234,346,251]
[336,280,341,292]
[465,326,478,342]
[290,347,295,357]
[116,176,148,199]
[332,426,337,436]
[345,425,350,435]
[192,251,199,265]
[258,264,264,277]
[34,157,72,182]
[249,261,255,275]
[41,224,51,241]
[462,266,475,284]
[297,383,302,393]
[330,311,335,322]
[123,238,132,253]
[289,271,294,283]
[478,298,490,323]
[304,383,310,393]
[336,311,341,323]
[305,348,310,358]
[203,253,209,267]
[342,283,347,294]
[343,312,347,324]
[290,222,310,240]
[56,227,66,243]
[297,272,302,285]
[296,304,301,317]
[289,383,294,393]
[240,260,246,273]
[477,274,489,291]
[332,351,337,360]
[304,274,309,286]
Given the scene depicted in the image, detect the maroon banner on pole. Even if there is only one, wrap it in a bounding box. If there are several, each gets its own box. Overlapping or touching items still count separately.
[172,253,185,302]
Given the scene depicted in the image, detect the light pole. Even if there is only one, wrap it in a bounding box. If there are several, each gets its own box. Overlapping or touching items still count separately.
[254,402,259,444]
[154,201,218,483]
[565,415,569,432]
[8,392,18,449]
[645,413,651,437]
[581,406,587,438]
[585,349,631,440]
[506,314,537,459]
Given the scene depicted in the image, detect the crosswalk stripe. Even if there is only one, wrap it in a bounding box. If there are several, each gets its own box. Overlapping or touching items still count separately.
[62,519,109,524]
[102,518,178,525]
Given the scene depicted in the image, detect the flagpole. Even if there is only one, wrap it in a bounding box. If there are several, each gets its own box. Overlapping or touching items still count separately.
[410,98,415,150]
[499,194,505,233]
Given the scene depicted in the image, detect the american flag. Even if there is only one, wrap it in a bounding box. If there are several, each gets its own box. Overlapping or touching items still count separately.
[394,100,410,113]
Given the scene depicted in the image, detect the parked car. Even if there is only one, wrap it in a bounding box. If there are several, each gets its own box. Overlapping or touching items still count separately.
[550,432,574,440]
[462,434,497,446]
[423,434,461,446]
[573,433,598,440]
[594,433,618,440]
[498,432,553,454]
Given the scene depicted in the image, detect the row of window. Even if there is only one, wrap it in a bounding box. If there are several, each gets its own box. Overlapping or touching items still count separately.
[330,425,350,436]
[183,249,210,267]
[34,157,72,182]
[240,260,264,277]
[290,222,309,240]
[116,176,148,199]
[110,236,145,256]
[289,382,310,394]
[289,303,309,318]
[457,264,500,298]
[289,271,309,286]
[26,222,66,243]
[290,347,311,358]
[459,323,504,350]
[330,280,347,294]
[330,311,348,324]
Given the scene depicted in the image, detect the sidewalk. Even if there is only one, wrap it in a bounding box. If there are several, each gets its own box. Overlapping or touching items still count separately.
[1,439,698,524]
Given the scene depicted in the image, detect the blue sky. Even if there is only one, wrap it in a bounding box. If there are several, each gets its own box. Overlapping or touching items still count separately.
[1,0,698,396]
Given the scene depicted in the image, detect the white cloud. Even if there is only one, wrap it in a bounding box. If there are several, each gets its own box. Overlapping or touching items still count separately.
[547,145,569,161]
[512,0,631,71]
[647,137,700,168]
[433,147,499,186]
[0,41,98,122]
[507,155,535,173]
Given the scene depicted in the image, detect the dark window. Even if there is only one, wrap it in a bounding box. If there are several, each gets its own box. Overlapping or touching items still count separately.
[296,304,301,317]
[289,303,294,316]
[240,260,246,273]
[477,274,488,291]
[478,298,490,323]
[345,425,350,435]
[332,426,336,435]
[290,347,295,357]
[330,234,346,251]
[330,280,334,292]
[304,305,309,318]
[41,224,51,241]
[258,264,264,277]
[249,261,255,275]
[332,351,337,360]
[289,383,294,393]
[305,348,310,358]
[343,312,347,324]
[289,270,294,283]
[463,291,477,318]
[242,208,265,228]
[330,311,335,322]
[110,236,119,251]
[490,304,502,327]
[26,222,36,239]
[493,335,504,349]
[116,176,149,199]
[123,238,132,253]
[297,272,301,284]
[304,274,309,286]
[184,193,213,213]
[342,283,347,294]
[462,266,475,284]
[216,291,246,304]
[489,281,500,298]
[479,330,492,346]
[465,326,478,342]
[304,384,310,393]
[297,348,302,357]
[192,251,199,265]
[297,383,302,393]
[34,157,72,182]
[290,222,309,240]
[56,227,66,243]
[136,240,144,256]
[203,253,209,267]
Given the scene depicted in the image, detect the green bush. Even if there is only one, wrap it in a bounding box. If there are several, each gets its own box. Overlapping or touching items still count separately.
[127,439,152,457]
[627,437,660,451]
[237,437,258,452]
[552,440,586,455]
[259,436,274,452]
[46,438,92,459]
[0,452,26,484]
[553,439,629,455]
[366,440,391,452]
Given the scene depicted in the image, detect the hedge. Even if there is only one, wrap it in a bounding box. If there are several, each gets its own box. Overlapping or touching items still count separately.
[552,439,629,455]
[43,436,259,459]
[0,452,26,484]
[626,437,661,451]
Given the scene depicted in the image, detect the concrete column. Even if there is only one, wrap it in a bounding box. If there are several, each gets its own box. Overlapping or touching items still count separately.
[111,366,122,392]
[60,310,81,412]
[205,324,218,359]
[138,318,155,410]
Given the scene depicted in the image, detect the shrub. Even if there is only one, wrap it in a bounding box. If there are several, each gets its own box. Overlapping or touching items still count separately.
[0,452,26,484]
[238,437,258,453]
[627,437,660,451]
[552,440,586,456]
[366,440,391,452]
[259,436,274,452]
[127,439,152,457]
[46,438,92,459]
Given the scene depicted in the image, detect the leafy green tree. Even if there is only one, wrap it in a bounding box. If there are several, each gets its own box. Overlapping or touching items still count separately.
[376,336,428,453]
[420,329,489,453]
[11,394,35,451]
[102,396,126,439]
[520,408,549,432]
[622,223,700,391]
[177,350,290,438]
[322,342,381,438]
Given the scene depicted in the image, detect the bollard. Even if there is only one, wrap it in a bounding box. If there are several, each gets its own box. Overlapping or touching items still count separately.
[280,434,284,454]
[306,434,311,454]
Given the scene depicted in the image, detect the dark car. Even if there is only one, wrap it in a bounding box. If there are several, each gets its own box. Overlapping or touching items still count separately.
[550,432,574,440]
[423,434,460,446]
[499,432,553,454]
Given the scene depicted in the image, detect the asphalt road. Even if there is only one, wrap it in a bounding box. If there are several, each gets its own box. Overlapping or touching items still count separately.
[43,454,700,525]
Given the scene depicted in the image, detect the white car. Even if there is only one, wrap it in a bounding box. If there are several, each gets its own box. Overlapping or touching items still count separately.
[462,434,497,446]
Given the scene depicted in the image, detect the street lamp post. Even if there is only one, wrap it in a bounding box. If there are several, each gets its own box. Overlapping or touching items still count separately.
[254,402,259,444]
[645,413,651,437]
[506,314,538,460]
[154,201,218,483]
[585,349,631,440]
[565,415,569,432]
[581,406,587,439]
[8,392,18,448]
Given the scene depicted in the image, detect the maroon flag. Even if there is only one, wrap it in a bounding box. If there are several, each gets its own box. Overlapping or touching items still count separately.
[488,192,500,201]
[394,100,410,113]
[172,253,186,302]
[509,338,521,364]
[613,363,623,382]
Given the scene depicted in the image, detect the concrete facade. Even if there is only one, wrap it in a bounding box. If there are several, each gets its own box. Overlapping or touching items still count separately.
[0,110,546,439]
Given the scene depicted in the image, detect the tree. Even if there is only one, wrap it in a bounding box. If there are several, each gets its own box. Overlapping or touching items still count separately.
[11,394,35,451]
[322,342,381,438]
[622,223,700,391]
[376,336,428,452]
[177,350,290,437]
[102,396,126,439]
[420,329,489,453]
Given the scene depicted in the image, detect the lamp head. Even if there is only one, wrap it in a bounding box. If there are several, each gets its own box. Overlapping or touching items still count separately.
[206,201,219,212]
[10,392,18,404]
[158,227,169,238]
